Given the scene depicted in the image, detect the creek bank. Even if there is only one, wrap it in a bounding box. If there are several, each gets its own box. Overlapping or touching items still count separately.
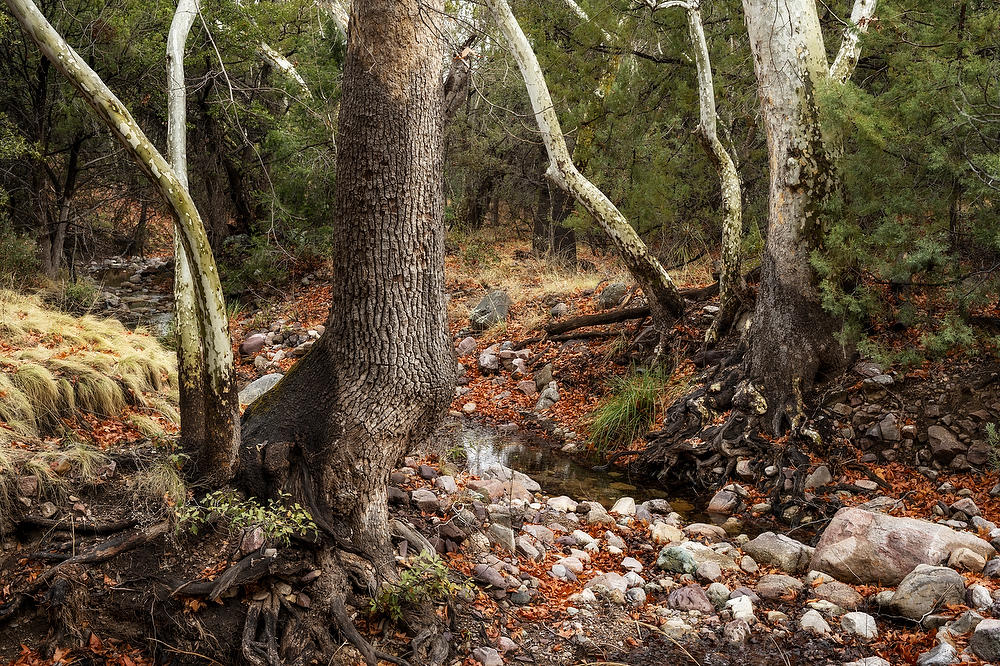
[384,439,1000,665]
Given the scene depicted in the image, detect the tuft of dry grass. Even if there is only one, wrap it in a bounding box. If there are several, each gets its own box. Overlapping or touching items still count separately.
[0,290,178,447]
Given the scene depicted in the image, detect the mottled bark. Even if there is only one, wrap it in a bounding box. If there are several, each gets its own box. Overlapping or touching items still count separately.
[3,0,240,483]
[743,0,844,434]
[240,0,454,565]
[487,0,685,342]
[167,0,207,465]
[655,1,744,342]
[829,0,878,84]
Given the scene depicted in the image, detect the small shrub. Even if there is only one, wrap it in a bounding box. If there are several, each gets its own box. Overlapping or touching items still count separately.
[176,490,317,546]
[0,224,39,285]
[369,551,472,623]
[987,423,1000,471]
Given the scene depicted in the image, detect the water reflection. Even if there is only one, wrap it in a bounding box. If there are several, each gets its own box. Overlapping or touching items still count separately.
[460,423,696,514]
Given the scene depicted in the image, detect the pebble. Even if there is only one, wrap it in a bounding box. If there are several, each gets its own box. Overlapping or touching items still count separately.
[841,612,878,640]
[799,609,831,636]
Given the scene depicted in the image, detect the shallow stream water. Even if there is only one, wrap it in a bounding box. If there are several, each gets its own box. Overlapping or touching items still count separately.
[459,422,704,519]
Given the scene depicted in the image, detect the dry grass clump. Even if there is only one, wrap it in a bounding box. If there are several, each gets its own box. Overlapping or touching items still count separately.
[0,290,178,445]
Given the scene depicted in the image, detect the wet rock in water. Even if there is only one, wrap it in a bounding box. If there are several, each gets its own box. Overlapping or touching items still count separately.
[742,532,814,574]
[810,507,995,585]
[534,382,560,410]
[971,619,1000,661]
[755,574,803,600]
[469,291,511,331]
[597,282,627,309]
[667,584,714,614]
[915,642,958,666]
[799,609,831,636]
[238,373,284,405]
[841,612,878,640]
[482,462,541,492]
[889,564,966,620]
[456,336,477,356]
[239,333,266,356]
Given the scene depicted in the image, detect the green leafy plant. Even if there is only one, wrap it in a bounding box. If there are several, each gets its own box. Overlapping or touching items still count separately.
[369,551,472,623]
[986,423,1000,472]
[176,490,317,546]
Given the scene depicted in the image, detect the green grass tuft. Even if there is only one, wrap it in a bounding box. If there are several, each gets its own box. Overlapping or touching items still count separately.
[587,370,673,454]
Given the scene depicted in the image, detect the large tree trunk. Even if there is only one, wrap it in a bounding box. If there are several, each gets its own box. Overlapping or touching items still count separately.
[239,0,454,569]
[743,0,843,434]
[486,0,685,347]
[4,0,240,483]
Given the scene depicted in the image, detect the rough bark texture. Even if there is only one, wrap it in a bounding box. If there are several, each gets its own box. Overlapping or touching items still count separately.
[239,0,454,563]
[487,0,685,341]
[3,0,241,483]
[743,0,844,433]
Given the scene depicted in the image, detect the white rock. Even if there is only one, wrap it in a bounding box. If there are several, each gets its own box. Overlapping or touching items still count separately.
[726,595,756,623]
[547,496,578,512]
[841,612,878,640]
[800,609,832,636]
[621,557,643,572]
[650,522,684,545]
[611,496,636,516]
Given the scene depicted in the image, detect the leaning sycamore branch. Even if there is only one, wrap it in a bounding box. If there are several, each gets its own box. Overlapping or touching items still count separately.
[650,0,743,343]
[829,0,878,84]
[260,43,312,97]
[4,0,240,482]
[320,0,349,37]
[485,0,685,336]
[166,0,208,462]
[561,0,613,45]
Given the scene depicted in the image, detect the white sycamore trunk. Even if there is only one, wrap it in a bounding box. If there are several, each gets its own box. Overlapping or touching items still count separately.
[486,0,685,330]
[829,0,878,84]
[4,0,240,481]
[653,0,743,343]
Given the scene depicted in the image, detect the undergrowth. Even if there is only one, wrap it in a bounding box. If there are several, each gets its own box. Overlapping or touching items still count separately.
[369,551,472,623]
[587,369,688,453]
[176,490,317,546]
[0,290,178,446]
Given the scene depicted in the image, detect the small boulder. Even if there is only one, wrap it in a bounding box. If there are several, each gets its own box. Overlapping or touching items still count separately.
[238,373,284,405]
[611,496,636,516]
[469,291,511,331]
[456,336,478,356]
[410,489,440,513]
[915,642,958,666]
[707,489,741,515]
[756,574,803,600]
[597,282,627,309]
[889,564,966,621]
[927,425,965,463]
[971,619,1000,662]
[743,532,814,574]
[239,333,266,356]
[841,612,877,640]
[667,584,714,614]
[799,609,831,635]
